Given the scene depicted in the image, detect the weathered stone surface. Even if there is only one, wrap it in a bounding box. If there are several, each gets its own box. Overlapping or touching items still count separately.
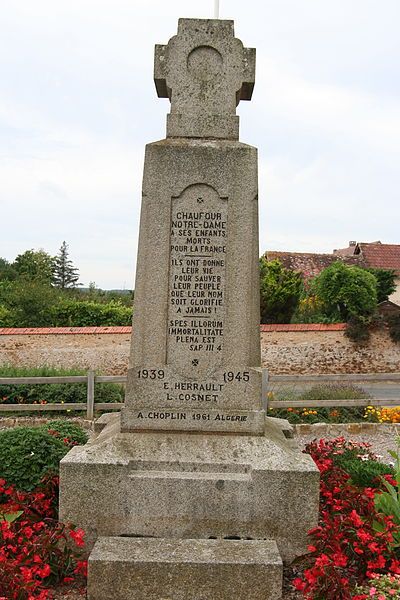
[59,414,319,563]
[155,19,255,139]
[121,139,263,434]
[87,537,282,600]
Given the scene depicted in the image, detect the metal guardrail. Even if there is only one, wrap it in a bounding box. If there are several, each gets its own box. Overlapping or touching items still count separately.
[0,371,399,419]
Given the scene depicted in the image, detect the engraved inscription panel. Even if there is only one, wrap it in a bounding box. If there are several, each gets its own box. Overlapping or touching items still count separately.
[167,184,227,378]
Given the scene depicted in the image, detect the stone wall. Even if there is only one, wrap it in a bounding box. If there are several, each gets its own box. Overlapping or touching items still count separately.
[0,325,399,375]
[260,324,399,374]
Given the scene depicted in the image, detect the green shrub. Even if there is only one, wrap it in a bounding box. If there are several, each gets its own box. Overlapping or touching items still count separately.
[388,313,400,343]
[337,458,394,488]
[0,304,12,327]
[373,439,400,547]
[299,383,371,402]
[345,316,371,343]
[52,298,132,326]
[0,427,69,491]
[41,420,88,445]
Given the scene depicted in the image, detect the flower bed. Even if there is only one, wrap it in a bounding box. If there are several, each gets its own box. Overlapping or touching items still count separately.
[0,420,89,599]
[0,475,86,599]
[267,382,400,424]
[293,437,400,599]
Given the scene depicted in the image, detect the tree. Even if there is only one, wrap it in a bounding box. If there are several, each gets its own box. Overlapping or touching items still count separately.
[311,261,378,322]
[0,280,60,327]
[364,268,396,303]
[53,242,80,289]
[259,258,303,323]
[0,258,16,282]
[13,250,54,284]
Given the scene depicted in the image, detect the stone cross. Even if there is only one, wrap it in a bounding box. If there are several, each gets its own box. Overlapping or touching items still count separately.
[154,19,255,139]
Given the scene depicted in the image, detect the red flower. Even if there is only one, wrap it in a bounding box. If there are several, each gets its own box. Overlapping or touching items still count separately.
[74,559,88,577]
[349,509,364,528]
[69,528,85,547]
[293,577,307,591]
[0,475,87,599]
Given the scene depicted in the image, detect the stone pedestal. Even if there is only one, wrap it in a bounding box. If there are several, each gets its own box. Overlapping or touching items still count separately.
[60,413,319,564]
[88,537,283,600]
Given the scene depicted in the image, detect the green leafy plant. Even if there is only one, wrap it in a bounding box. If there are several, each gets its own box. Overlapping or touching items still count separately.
[291,293,341,324]
[300,384,371,402]
[337,458,394,489]
[345,315,371,343]
[0,426,71,491]
[365,267,397,303]
[311,261,378,322]
[52,298,132,326]
[41,420,89,446]
[374,438,400,547]
[259,258,303,324]
[13,249,55,284]
[387,313,400,343]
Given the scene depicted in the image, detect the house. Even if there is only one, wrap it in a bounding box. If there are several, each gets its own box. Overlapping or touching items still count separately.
[264,250,363,279]
[265,240,400,306]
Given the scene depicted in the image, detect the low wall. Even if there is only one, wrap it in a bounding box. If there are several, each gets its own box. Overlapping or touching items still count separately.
[0,325,398,375]
[260,324,400,374]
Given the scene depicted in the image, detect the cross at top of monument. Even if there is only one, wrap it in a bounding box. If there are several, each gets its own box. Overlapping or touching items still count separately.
[154,19,255,140]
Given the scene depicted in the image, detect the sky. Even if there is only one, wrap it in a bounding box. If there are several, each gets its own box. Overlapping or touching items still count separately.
[1,0,399,289]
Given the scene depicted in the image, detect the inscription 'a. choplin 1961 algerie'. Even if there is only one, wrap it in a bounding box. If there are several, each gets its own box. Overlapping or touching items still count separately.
[135,411,248,422]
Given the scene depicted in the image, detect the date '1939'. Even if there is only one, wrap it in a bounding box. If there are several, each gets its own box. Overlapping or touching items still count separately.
[137,369,165,380]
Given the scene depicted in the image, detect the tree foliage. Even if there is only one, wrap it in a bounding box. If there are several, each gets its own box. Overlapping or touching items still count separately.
[311,261,378,322]
[259,258,303,324]
[0,244,133,327]
[0,258,16,282]
[364,268,396,303]
[13,249,55,283]
[0,280,60,327]
[53,241,80,289]
[52,298,132,326]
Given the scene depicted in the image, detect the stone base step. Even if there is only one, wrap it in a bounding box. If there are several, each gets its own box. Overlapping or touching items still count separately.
[88,536,283,600]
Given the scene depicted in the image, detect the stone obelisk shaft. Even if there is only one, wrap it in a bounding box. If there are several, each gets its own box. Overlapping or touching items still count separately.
[121,19,264,434]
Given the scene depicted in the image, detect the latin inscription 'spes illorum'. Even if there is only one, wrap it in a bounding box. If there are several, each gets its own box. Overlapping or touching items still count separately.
[167,185,227,373]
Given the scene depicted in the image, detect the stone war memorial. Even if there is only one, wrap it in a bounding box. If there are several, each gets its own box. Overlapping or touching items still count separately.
[59,18,319,600]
